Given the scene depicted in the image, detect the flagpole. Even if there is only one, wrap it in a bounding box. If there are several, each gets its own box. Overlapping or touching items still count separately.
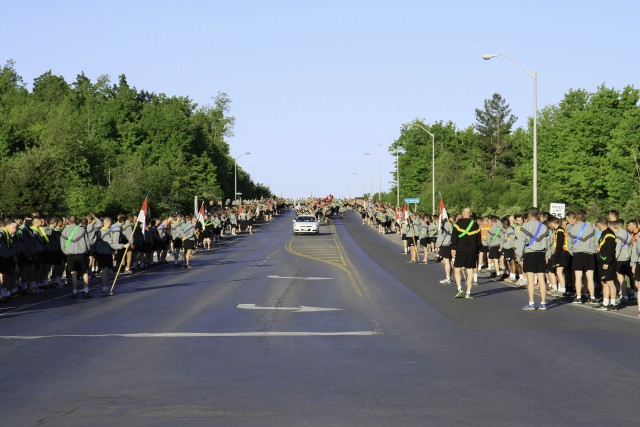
[110,220,139,295]
[110,196,147,295]
[197,201,205,226]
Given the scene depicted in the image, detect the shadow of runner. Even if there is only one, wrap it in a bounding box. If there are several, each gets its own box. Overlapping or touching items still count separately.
[469,286,523,298]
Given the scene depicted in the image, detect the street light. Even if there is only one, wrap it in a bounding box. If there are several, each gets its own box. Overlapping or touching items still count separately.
[364,151,383,203]
[363,153,374,201]
[352,171,364,199]
[482,53,538,208]
[377,144,384,204]
[394,148,405,207]
[403,122,436,214]
[234,151,250,202]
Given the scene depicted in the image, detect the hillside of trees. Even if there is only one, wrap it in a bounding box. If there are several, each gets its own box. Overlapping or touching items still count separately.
[2,59,638,219]
[383,85,640,219]
[0,60,271,216]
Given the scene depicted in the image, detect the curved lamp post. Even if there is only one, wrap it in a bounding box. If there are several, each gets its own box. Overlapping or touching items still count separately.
[482,53,538,207]
[234,152,250,202]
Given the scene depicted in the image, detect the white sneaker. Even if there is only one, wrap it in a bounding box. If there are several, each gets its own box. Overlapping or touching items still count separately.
[439,278,452,284]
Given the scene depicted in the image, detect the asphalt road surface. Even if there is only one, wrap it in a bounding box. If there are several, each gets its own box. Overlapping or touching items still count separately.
[1,210,639,427]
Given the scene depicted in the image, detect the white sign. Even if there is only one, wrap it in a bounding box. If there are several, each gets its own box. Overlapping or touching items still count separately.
[550,203,566,218]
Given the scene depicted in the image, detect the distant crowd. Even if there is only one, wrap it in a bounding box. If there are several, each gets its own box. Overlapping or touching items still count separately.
[0,198,288,302]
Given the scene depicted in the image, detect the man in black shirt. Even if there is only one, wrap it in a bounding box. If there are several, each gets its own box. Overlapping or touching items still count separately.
[451,208,481,299]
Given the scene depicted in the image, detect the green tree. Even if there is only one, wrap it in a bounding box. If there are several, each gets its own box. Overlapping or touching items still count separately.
[0,61,270,216]
[474,93,518,178]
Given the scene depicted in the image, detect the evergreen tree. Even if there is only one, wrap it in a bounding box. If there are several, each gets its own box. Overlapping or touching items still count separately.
[474,93,518,178]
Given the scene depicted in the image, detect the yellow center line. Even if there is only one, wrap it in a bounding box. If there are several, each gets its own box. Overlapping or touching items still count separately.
[285,221,382,335]
[286,223,365,300]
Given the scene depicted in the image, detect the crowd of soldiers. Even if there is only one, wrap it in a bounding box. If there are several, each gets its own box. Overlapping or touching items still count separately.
[357,201,640,316]
[293,195,348,220]
[0,198,288,302]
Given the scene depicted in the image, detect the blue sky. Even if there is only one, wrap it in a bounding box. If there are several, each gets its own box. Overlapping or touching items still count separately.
[2,1,639,198]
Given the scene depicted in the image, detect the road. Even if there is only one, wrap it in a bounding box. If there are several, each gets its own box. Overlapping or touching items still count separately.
[1,210,639,427]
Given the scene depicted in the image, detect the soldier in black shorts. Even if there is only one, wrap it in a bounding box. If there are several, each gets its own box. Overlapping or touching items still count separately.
[567,210,597,304]
[548,216,571,295]
[171,215,184,268]
[594,218,617,311]
[0,220,17,302]
[516,208,550,310]
[435,217,454,284]
[451,208,481,299]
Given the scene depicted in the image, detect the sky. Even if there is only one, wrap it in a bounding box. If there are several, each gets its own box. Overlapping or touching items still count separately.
[2,1,639,199]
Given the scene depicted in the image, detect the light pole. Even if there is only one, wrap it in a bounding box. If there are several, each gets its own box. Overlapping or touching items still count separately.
[234,152,250,203]
[394,148,405,207]
[363,153,374,201]
[396,150,400,207]
[404,122,435,214]
[352,171,364,199]
[482,53,537,208]
[364,150,383,203]
[377,144,384,203]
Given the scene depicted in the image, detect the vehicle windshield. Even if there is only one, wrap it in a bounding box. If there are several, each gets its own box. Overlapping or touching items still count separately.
[296,217,316,222]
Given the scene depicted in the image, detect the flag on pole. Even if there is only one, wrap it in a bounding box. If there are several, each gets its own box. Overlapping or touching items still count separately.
[438,195,448,230]
[138,197,148,235]
[196,202,206,229]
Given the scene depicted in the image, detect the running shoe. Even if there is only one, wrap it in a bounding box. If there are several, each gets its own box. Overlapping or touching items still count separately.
[489,272,497,278]
[454,290,464,298]
[571,296,583,304]
[439,278,452,284]
[606,304,618,312]
[464,294,474,300]
[82,291,94,299]
[522,303,536,311]
[539,303,548,311]
[70,292,79,300]
[473,281,479,287]
[407,259,416,264]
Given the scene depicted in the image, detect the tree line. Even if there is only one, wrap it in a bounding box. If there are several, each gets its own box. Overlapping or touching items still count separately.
[0,60,271,216]
[382,85,640,219]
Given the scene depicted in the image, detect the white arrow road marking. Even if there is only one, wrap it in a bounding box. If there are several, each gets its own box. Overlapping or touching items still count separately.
[236,304,342,313]
[0,331,378,340]
[267,275,333,281]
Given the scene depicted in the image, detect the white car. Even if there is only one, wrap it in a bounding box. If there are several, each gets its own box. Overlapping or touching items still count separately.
[293,215,320,235]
